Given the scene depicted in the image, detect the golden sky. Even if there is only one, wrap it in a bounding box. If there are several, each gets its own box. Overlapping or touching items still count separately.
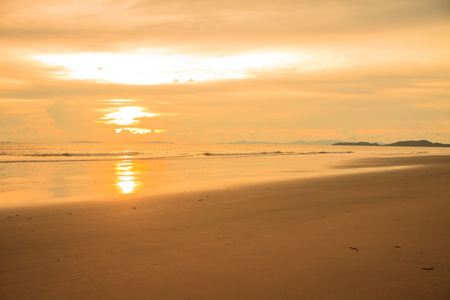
[1,0,449,143]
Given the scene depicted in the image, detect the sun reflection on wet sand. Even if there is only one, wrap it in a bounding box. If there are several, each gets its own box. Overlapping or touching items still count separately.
[115,160,140,194]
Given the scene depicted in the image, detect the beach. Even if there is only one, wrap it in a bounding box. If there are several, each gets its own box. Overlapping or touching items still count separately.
[1,155,449,299]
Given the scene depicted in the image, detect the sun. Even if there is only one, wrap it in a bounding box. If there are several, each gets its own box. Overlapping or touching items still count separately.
[102,106,156,126]
[98,106,166,136]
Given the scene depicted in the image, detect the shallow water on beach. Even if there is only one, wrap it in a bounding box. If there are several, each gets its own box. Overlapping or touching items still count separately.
[1,143,449,207]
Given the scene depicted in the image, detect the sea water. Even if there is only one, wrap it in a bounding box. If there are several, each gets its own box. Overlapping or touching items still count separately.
[1,142,449,208]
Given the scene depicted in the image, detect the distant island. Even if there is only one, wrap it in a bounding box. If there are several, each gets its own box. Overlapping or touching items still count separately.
[135,141,175,144]
[333,140,450,147]
[227,139,341,145]
[386,140,450,147]
[333,142,380,146]
[225,139,450,147]
[70,141,102,143]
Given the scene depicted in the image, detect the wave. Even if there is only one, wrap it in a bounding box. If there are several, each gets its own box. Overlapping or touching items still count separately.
[17,152,140,157]
[0,149,354,164]
[0,153,192,164]
[202,151,353,157]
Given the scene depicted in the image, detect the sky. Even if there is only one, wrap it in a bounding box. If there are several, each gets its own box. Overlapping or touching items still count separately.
[1,0,449,144]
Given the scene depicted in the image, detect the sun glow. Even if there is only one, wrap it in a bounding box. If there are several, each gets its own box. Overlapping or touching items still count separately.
[115,161,140,194]
[32,50,306,85]
[115,128,152,134]
[100,106,167,136]
[153,129,167,134]
[102,106,156,126]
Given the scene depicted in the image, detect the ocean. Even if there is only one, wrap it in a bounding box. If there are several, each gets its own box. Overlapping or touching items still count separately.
[1,142,449,208]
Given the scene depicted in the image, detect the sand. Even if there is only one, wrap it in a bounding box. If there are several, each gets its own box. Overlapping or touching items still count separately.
[1,155,449,299]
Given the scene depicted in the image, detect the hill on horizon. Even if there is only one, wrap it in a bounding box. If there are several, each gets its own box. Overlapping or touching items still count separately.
[333,140,450,147]
[227,139,341,145]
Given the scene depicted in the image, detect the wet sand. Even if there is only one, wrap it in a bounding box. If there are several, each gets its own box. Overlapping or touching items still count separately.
[1,155,449,299]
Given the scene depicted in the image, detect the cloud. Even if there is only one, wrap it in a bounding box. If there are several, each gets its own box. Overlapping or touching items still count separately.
[1,0,448,52]
[0,0,449,143]
[46,100,93,135]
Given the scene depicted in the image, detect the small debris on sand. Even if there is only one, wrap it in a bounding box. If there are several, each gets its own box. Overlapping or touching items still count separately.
[349,247,359,251]
[422,266,435,271]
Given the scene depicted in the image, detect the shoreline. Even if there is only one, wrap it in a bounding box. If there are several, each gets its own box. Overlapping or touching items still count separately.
[1,155,449,299]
